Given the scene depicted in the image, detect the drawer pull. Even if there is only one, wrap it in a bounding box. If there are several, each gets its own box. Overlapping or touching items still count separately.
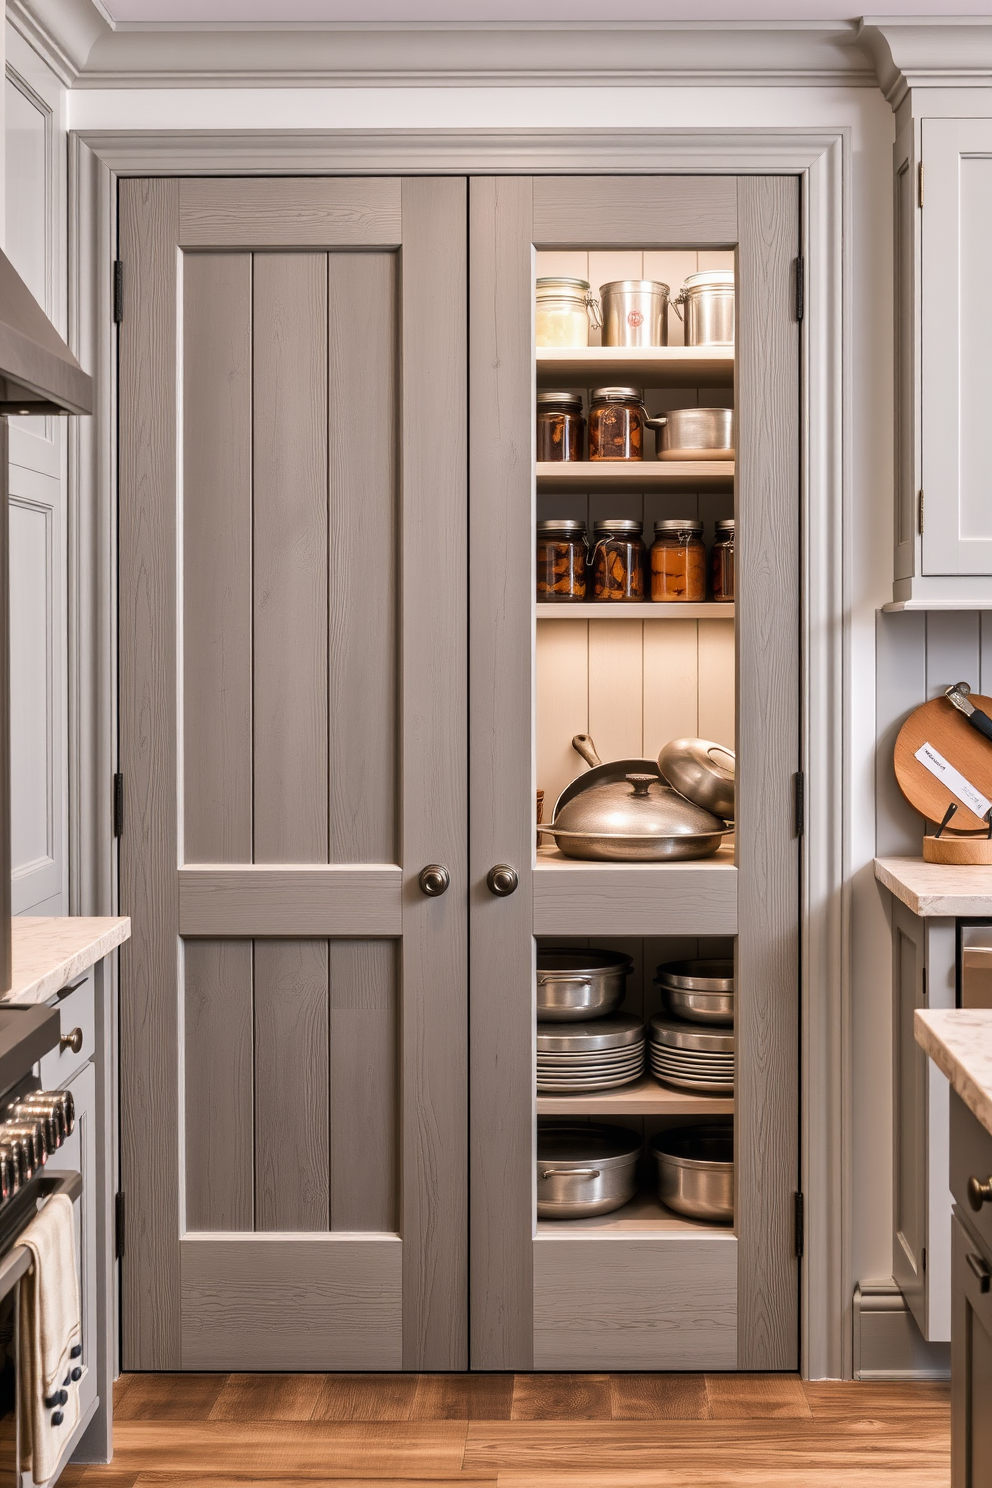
[59,1028,83,1056]
[967,1175,992,1211]
[966,1252,991,1293]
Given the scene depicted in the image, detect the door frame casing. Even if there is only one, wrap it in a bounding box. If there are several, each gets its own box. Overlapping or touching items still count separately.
[68,125,850,1379]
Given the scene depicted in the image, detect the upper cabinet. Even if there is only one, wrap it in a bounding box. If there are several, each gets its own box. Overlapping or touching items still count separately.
[863,19,992,608]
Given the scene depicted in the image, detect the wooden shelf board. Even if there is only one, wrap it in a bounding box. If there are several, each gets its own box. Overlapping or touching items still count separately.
[536,345,734,389]
[533,848,737,936]
[536,1073,733,1117]
[537,460,734,494]
[536,1186,734,1237]
[537,602,734,621]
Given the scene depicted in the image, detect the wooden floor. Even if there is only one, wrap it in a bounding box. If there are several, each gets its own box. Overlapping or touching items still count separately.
[60,1373,950,1488]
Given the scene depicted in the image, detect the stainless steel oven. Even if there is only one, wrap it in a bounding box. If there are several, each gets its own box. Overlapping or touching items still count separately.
[0,1005,79,1486]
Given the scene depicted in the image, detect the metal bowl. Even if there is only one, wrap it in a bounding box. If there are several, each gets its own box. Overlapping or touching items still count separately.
[655,958,734,1026]
[537,947,632,1021]
[658,738,735,820]
[652,1124,734,1223]
[537,1122,642,1219]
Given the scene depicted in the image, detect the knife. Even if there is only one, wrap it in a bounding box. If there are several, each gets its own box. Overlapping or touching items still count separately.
[945,682,992,744]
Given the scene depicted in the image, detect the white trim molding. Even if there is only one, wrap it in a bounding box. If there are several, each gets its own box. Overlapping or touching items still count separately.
[860,16,992,109]
[68,125,850,1378]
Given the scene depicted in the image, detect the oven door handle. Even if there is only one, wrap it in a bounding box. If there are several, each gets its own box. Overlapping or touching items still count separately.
[0,1170,83,1303]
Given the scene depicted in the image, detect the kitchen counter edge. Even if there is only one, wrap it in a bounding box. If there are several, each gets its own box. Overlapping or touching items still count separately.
[875,855,992,917]
[915,1007,992,1139]
[2,916,131,1007]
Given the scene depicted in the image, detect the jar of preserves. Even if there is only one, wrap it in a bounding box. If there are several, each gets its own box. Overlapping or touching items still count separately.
[536,277,602,348]
[650,519,707,602]
[711,518,735,602]
[537,520,588,603]
[591,520,646,602]
[537,392,585,462]
[588,387,644,462]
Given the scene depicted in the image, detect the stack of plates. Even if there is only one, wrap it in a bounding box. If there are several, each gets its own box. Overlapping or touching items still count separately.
[648,1016,734,1093]
[537,1015,645,1093]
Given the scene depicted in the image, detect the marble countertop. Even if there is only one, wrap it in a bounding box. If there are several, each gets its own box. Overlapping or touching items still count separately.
[2,916,131,1007]
[916,1008,992,1137]
[875,856,992,917]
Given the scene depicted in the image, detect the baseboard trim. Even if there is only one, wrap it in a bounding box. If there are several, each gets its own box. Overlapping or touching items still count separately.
[853,1280,951,1381]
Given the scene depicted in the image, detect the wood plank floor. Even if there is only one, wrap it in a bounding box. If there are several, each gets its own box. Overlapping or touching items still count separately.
[60,1374,950,1488]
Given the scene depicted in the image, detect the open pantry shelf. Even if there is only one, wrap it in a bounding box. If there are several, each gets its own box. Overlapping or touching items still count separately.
[536,1073,734,1117]
[537,602,734,621]
[536,1185,733,1236]
[537,460,734,494]
[534,850,737,937]
[536,345,734,389]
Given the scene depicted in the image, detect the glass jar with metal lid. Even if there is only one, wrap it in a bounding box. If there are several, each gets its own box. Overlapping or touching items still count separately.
[650,519,707,602]
[711,518,735,602]
[535,277,602,348]
[537,392,585,462]
[588,387,644,461]
[673,269,735,347]
[537,519,587,603]
[600,280,670,348]
[591,519,646,602]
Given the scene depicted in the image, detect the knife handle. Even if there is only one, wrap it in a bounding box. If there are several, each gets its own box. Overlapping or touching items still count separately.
[968,707,992,744]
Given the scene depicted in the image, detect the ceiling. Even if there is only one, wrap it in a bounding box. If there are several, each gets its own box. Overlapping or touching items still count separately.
[101,0,992,22]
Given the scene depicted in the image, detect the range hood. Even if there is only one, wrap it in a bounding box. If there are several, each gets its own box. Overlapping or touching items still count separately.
[0,247,92,415]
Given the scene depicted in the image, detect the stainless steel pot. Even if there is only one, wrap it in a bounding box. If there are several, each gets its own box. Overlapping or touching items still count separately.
[644,407,734,461]
[674,269,735,346]
[552,735,659,819]
[537,947,633,1021]
[658,737,735,820]
[655,958,734,1025]
[540,772,729,862]
[652,1125,734,1223]
[600,279,670,348]
[537,1122,642,1219]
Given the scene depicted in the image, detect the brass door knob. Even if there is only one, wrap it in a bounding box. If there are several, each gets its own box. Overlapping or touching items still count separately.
[487,864,519,897]
[60,1027,84,1055]
[419,865,450,897]
[967,1174,992,1211]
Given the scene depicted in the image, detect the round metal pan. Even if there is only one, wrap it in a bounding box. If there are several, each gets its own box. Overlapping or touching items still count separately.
[648,1016,735,1053]
[538,1015,645,1052]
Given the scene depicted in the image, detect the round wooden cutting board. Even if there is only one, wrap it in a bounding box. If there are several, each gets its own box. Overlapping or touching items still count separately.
[894,692,992,832]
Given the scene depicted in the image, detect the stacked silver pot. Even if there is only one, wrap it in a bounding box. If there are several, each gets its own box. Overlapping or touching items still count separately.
[648,959,735,1094]
[536,949,645,1093]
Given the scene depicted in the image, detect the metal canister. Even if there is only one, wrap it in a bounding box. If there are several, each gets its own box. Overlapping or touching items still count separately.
[674,269,735,347]
[600,280,670,348]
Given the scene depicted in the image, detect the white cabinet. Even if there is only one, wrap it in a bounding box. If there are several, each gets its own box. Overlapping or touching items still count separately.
[891,899,953,1341]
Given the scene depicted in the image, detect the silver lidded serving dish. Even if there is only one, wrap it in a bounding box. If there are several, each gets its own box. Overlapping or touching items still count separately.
[654,958,734,1026]
[658,737,736,821]
[537,947,633,1021]
[652,1124,734,1223]
[539,772,728,862]
[537,1121,642,1219]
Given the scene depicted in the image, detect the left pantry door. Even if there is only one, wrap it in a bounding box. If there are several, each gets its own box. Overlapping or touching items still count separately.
[118,177,468,1370]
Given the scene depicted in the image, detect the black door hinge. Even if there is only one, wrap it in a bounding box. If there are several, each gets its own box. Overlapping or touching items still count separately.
[115,1192,125,1259]
[795,1192,805,1258]
[794,256,805,323]
[922,1245,927,1274]
[794,771,805,838]
[113,773,124,838]
[113,261,123,324]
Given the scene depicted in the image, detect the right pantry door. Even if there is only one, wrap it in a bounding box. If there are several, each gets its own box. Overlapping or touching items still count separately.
[469,175,801,1371]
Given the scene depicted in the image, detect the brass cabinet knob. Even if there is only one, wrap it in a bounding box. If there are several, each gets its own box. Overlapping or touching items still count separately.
[967,1174,992,1211]
[418,865,450,897]
[486,864,519,897]
[60,1027,84,1055]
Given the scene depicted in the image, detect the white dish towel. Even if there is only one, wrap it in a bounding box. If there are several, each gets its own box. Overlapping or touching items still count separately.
[17,1193,82,1485]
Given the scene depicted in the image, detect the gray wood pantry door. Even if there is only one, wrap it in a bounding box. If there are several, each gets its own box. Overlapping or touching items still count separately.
[118,177,468,1370]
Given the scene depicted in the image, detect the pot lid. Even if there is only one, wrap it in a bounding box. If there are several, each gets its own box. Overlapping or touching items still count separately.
[537,948,633,980]
[654,958,735,993]
[552,773,723,841]
[537,1122,642,1164]
[537,1014,645,1051]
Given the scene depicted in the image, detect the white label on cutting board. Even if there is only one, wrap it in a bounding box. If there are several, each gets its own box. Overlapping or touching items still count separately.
[915,740,992,818]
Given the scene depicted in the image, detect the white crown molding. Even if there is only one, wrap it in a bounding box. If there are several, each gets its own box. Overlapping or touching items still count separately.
[859,16,992,109]
[6,8,878,89]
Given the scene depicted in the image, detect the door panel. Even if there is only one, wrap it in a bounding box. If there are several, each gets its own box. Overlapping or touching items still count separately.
[120,176,467,1369]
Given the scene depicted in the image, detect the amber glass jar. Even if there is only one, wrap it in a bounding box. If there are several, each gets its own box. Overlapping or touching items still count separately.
[711,518,735,602]
[650,519,707,602]
[537,392,585,462]
[591,520,646,601]
[588,387,644,461]
[537,520,587,603]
